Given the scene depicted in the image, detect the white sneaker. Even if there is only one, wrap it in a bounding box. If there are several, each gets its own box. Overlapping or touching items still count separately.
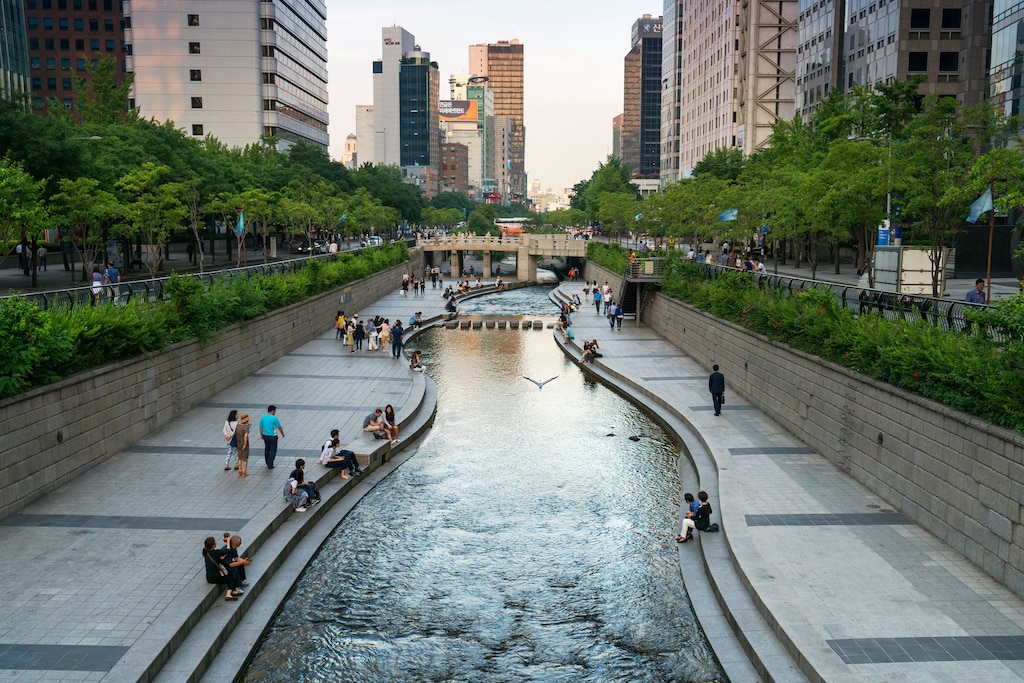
[294,507,306,513]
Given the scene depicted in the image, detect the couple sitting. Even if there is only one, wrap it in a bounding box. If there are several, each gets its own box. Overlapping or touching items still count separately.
[319,429,364,480]
[202,535,251,601]
[581,340,602,363]
[676,491,718,543]
[362,407,400,444]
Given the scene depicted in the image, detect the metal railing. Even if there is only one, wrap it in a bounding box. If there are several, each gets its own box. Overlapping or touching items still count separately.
[1,253,332,309]
[677,263,1002,338]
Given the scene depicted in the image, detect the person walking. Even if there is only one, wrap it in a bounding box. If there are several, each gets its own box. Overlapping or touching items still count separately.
[222,410,239,471]
[259,405,285,469]
[709,365,725,416]
[391,320,405,360]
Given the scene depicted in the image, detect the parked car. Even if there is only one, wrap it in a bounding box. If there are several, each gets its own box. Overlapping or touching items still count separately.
[361,236,383,247]
[285,238,325,255]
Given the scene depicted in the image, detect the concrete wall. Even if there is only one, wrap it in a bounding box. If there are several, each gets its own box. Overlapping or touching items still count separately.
[586,261,1024,599]
[0,261,412,522]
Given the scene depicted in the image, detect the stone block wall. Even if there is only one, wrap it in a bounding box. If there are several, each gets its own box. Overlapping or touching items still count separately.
[0,261,411,522]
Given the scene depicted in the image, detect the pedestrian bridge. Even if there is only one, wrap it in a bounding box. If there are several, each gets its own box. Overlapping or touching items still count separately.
[415,234,587,280]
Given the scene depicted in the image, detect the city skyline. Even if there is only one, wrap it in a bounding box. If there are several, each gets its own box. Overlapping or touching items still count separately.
[325,0,653,193]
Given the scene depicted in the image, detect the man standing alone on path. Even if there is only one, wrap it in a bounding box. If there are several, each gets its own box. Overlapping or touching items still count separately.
[259,405,285,469]
[965,278,987,304]
[709,365,725,416]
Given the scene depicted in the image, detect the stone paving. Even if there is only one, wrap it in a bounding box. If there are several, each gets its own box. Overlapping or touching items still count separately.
[555,279,1024,682]
[3,263,1024,681]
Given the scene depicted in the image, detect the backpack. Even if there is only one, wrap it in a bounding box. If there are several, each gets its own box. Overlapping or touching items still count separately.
[101,271,111,285]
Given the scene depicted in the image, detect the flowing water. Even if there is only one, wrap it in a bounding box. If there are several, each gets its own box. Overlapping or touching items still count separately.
[243,287,727,682]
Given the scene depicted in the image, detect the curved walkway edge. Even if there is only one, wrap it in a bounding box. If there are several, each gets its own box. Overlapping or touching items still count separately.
[552,281,1024,683]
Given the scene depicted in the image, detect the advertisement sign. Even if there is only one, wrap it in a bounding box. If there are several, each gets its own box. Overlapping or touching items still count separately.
[439,100,478,122]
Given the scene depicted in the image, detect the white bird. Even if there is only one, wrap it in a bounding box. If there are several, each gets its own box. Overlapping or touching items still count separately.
[522,375,558,390]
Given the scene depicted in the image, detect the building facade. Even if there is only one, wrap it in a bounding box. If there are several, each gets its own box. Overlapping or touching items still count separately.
[622,14,663,179]
[24,0,125,114]
[126,0,328,150]
[372,25,414,166]
[795,0,845,121]
[440,142,469,194]
[398,48,439,196]
[469,39,525,203]
[354,103,373,164]
[844,0,991,108]
[992,0,1024,117]
[1,0,30,103]
[342,132,357,168]
[661,0,796,182]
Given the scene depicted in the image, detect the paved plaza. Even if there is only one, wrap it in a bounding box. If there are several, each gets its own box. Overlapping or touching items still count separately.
[0,258,1023,681]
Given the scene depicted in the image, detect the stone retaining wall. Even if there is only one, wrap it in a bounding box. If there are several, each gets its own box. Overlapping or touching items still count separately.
[0,261,413,522]
[586,261,1024,600]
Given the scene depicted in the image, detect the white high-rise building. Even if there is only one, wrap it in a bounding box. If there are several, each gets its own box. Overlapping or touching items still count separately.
[372,25,415,167]
[354,104,375,165]
[126,0,329,150]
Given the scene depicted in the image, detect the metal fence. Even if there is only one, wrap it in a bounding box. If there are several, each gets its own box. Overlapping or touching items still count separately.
[682,263,1001,338]
[1,253,330,310]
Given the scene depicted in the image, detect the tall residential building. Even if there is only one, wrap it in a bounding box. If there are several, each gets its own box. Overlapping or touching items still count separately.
[398,47,440,196]
[795,0,845,122]
[469,39,525,202]
[127,0,328,150]
[622,14,663,180]
[992,0,1024,117]
[372,26,414,166]
[612,112,624,159]
[844,0,990,108]
[660,0,796,182]
[1,0,30,103]
[24,0,126,115]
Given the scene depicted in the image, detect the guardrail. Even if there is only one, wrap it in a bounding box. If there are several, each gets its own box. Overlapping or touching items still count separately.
[680,263,1000,338]
[0,253,335,309]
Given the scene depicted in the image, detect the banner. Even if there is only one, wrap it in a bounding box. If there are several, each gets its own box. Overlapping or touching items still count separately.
[439,100,478,122]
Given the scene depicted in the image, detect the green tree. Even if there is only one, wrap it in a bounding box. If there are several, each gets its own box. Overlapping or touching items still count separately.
[115,162,186,279]
[596,192,639,235]
[692,147,745,181]
[49,176,121,282]
[0,159,50,286]
[571,155,637,219]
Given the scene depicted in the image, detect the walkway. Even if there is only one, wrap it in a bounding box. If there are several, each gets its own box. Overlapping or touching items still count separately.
[554,280,1024,682]
[2,268,1024,681]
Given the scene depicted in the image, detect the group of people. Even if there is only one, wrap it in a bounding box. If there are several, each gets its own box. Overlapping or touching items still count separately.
[400,272,429,297]
[222,405,285,475]
[334,311,406,358]
[202,533,252,602]
[90,261,121,305]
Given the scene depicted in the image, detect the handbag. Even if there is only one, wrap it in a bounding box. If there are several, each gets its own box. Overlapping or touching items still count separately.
[720,393,725,405]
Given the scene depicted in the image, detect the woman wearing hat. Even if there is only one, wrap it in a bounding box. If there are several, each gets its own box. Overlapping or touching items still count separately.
[235,414,251,477]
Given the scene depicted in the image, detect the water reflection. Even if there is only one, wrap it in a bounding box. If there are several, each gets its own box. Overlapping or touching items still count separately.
[244,310,726,682]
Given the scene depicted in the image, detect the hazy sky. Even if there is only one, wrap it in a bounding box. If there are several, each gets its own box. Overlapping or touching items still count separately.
[324,1,660,192]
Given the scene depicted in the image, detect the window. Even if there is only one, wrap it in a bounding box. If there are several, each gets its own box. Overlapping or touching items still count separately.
[58,18,68,29]
[105,40,114,52]
[187,14,199,26]
[46,58,56,69]
[89,19,98,31]
[76,58,85,70]
[26,0,35,7]
[29,37,38,50]
[59,38,68,50]
[72,0,80,7]
[75,39,84,51]
[31,77,41,90]
[190,69,201,81]
[63,98,72,109]
[104,19,113,32]
[74,18,82,30]
[192,124,204,136]
[189,42,200,54]
[62,78,72,90]
[45,37,53,49]
[27,17,38,30]
[939,51,959,72]
[262,45,275,57]
[30,57,40,69]
[60,58,70,69]
[47,77,57,89]
[941,8,961,29]
[90,39,99,50]
[261,18,274,29]
[908,52,928,72]
[910,9,930,29]
[191,96,203,108]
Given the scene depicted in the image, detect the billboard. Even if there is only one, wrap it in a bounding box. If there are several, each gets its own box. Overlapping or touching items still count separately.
[439,100,478,122]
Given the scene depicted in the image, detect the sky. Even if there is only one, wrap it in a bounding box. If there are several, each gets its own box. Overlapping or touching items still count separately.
[324,0,660,192]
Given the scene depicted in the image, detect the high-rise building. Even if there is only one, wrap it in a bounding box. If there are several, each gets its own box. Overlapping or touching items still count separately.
[440,142,469,194]
[612,113,624,160]
[24,0,126,115]
[795,0,845,122]
[439,96,483,194]
[660,0,796,182]
[372,26,415,166]
[845,1,990,108]
[354,104,374,164]
[399,47,440,196]
[992,0,1024,117]
[622,14,662,180]
[469,39,525,203]
[1,0,30,104]
[126,0,328,150]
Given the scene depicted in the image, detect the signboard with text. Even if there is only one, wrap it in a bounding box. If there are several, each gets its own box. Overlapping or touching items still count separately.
[439,100,479,122]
